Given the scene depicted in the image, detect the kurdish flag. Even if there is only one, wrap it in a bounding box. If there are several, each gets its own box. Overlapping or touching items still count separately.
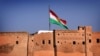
[49,9,68,29]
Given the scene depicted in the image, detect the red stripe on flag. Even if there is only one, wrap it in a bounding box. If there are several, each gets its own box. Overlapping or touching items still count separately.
[60,19,67,25]
[49,9,59,18]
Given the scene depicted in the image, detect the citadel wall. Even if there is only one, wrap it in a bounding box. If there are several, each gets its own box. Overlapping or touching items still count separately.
[0,32,28,56]
[92,32,100,56]
[29,26,93,56]
[28,33,54,56]
[0,26,100,56]
[54,26,92,56]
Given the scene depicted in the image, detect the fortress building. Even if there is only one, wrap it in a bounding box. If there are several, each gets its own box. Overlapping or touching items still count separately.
[0,26,100,56]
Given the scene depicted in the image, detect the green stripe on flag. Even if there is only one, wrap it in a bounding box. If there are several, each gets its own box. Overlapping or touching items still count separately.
[50,18,68,29]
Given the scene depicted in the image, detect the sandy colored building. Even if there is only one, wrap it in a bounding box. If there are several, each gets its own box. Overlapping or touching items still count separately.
[0,26,100,56]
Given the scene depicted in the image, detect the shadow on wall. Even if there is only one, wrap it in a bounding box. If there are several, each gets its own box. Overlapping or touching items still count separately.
[0,43,14,54]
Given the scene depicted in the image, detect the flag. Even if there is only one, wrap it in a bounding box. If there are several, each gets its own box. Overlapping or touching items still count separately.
[60,19,68,29]
[49,9,68,29]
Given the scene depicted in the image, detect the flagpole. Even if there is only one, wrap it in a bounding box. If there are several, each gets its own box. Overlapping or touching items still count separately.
[49,5,51,30]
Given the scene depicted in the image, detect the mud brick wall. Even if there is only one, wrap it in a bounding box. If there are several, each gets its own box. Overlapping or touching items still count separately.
[0,32,28,56]
[92,32,100,56]
[28,33,54,56]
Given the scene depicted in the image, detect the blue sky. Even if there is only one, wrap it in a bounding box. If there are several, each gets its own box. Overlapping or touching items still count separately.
[0,0,100,33]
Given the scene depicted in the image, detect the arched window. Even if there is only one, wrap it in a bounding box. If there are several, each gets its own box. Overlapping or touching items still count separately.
[16,41,19,44]
[97,39,100,43]
[48,40,51,44]
[89,39,91,43]
[42,40,45,44]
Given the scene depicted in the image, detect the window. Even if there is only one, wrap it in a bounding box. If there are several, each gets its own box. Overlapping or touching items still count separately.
[82,27,84,30]
[16,41,19,44]
[97,39,100,43]
[32,40,33,42]
[42,40,45,44]
[89,39,91,43]
[73,41,76,45]
[48,40,51,44]
[58,33,60,36]
[82,41,85,45]
[57,41,59,43]
[89,34,91,36]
